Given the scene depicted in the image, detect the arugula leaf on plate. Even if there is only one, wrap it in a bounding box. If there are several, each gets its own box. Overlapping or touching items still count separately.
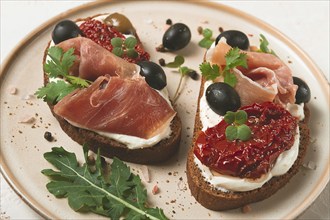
[42,146,168,220]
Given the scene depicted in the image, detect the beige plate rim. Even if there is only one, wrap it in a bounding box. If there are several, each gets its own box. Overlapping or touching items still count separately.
[1,0,329,219]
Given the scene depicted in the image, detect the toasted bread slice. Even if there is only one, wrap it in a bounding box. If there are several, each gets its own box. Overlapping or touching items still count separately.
[186,77,310,210]
[43,15,181,164]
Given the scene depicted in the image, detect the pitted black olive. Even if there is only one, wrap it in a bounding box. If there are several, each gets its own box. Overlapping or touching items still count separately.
[206,82,241,116]
[293,77,311,104]
[52,20,82,44]
[215,30,249,50]
[162,23,191,51]
[138,61,167,90]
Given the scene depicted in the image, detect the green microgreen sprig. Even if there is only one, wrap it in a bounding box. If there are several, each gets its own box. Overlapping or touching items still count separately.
[165,55,195,102]
[111,37,139,58]
[224,110,252,141]
[199,47,247,87]
[198,28,215,49]
[258,34,277,56]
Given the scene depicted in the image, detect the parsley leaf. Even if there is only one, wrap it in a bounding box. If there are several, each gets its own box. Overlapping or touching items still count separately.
[200,47,247,87]
[35,81,77,104]
[199,62,220,81]
[224,47,248,70]
[258,34,277,56]
[222,48,247,86]
[35,46,90,104]
[42,146,168,220]
[44,47,75,78]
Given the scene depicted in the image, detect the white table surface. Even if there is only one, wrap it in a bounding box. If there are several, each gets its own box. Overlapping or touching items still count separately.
[0,1,329,219]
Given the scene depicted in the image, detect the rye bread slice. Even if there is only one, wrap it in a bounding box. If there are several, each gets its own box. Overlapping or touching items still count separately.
[43,16,181,164]
[186,77,310,210]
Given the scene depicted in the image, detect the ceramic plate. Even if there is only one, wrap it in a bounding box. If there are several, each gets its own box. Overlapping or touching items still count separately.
[1,1,329,219]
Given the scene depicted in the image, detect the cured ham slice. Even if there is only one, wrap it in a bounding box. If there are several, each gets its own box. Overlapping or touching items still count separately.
[210,42,297,106]
[54,75,176,139]
[57,37,138,81]
[232,68,277,106]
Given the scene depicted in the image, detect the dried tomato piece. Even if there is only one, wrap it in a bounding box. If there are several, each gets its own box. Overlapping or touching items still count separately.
[194,102,298,179]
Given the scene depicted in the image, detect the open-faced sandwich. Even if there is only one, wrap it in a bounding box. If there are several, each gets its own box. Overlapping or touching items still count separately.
[187,30,311,210]
[36,13,181,164]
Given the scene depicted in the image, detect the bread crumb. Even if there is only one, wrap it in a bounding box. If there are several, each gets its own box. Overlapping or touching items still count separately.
[241,205,252,213]
[144,18,153,24]
[18,115,35,123]
[303,161,317,170]
[152,185,159,195]
[140,165,150,182]
[9,86,17,95]
[22,94,34,100]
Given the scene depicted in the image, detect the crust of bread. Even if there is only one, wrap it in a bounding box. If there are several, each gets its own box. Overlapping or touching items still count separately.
[186,77,310,210]
[43,16,181,164]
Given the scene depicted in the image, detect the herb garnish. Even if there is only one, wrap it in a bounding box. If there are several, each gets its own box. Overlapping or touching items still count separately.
[111,37,139,58]
[35,46,90,104]
[199,47,247,87]
[258,34,277,56]
[224,110,251,141]
[42,146,168,220]
[165,55,195,102]
[198,28,215,49]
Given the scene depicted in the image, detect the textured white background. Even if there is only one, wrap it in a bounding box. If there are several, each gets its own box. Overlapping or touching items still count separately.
[1,1,329,219]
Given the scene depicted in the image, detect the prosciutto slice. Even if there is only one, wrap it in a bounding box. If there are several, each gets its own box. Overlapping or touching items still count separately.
[57,37,138,81]
[210,42,297,106]
[54,75,176,139]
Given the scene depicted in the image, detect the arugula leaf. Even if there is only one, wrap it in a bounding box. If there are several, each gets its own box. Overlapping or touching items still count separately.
[42,146,168,220]
[35,81,77,104]
[199,62,220,81]
[258,34,277,56]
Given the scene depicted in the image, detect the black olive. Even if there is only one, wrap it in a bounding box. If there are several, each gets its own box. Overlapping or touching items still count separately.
[206,82,241,116]
[52,20,82,44]
[138,61,167,90]
[215,30,249,50]
[162,23,191,51]
[293,77,311,104]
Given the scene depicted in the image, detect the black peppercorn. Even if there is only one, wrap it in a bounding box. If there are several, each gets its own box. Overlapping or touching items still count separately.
[44,131,54,142]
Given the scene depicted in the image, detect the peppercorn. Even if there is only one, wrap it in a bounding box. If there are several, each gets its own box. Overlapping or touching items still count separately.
[166,19,172,25]
[159,58,166,66]
[44,131,54,142]
[188,70,199,80]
